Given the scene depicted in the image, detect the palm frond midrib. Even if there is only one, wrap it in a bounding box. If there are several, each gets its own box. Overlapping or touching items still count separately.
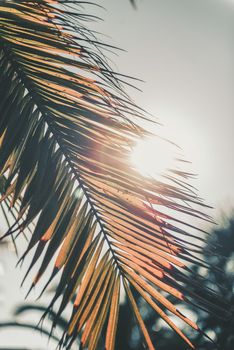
[2,33,124,275]
[0,1,229,349]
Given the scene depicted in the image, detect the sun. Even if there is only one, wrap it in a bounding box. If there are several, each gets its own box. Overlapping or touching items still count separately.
[131,136,176,178]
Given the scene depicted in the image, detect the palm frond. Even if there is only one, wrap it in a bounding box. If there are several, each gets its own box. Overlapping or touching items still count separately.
[0,1,229,349]
[130,0,137,9]
[0,321,60,342]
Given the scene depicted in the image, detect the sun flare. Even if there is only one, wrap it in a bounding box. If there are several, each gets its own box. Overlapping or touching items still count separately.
[131,136,175,178]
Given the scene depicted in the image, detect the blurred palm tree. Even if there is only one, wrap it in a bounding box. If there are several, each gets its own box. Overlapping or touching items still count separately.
[116,215,234,350]
[191,216,234,350]
[0,1,230,349]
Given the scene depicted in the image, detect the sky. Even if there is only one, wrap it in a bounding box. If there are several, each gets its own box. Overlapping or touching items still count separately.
[92,0,234,218]
[0,0,233,347]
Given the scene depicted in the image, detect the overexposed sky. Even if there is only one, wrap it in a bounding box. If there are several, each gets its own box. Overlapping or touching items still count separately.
[92,0,234,216]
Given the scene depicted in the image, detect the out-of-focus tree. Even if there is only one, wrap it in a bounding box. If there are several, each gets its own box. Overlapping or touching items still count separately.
[114,215,234,350]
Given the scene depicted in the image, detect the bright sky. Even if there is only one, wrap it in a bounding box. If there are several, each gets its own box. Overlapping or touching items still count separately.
[92,0,234,217]
[0,0,233,347]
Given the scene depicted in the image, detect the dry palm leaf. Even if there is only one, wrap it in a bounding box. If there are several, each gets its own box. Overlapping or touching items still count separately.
[0,1,229,349]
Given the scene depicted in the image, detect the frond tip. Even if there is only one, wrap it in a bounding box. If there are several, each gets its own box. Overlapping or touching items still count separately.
[0,1,229,349]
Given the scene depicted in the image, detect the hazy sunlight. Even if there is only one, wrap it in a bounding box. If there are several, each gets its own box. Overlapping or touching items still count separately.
[131,136,175,178]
